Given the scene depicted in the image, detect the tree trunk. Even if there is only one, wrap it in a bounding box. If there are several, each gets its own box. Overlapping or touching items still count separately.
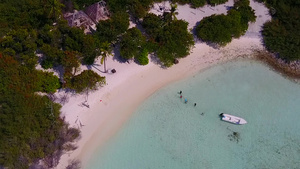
[104,58,107,73]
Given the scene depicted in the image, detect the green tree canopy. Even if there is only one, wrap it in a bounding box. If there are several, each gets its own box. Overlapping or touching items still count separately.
[36,71,61,93]
[172,0,228,8]
[208,0,228,5]
[0,55,79,168]
[195,0,256,46]
[47,0,65,21]
[0,0,51,36]
[62,51,81,80]
[70,0,100,9]
[69,70,106,93]
[157,20,195,67]
[142,13,164,41]
[173,0,206,8]
[196,14,233,45]
[82,34,100,65]
[40,44,65,69]
[36,20,100,67]
[136,48,149,65]
[120,27,146,60]
[38,24,63,48]
[262,0,300,61]
[99,41,113,73]
[96,11,129,43]
[128,0,153,18]
[142,13,194,67]
[0,29,38,68]
[62,27,85,52]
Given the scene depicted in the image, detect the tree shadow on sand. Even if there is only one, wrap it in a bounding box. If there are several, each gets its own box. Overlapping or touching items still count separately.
[148,53,169,69]
[112,43,128,63]
[112,42,167,69]
[84,62,107,73]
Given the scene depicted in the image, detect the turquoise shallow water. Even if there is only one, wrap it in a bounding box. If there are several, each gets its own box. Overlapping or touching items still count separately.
[87,60,300,169]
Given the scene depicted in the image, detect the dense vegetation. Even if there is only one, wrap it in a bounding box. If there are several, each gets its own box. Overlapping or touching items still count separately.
[0,0,106,167]
[172,0,206,8]
[94,1,194,67]
[261,0,300,61]
[208,0,228,5]
[120,28,146,62]
[173,0,228,8]
[3,0,298,167]
[95,11,130,44]
[69,0,100,9]
[195,0,256,46]
[37,20,101,66]
[71,0,229,18]
[36,71,61,93]
[0,1,50,37]
[136,48,150,65]
[142,10,195,67]
[66,70,106,93]
[71,0,154,18]
[0,55,80,168]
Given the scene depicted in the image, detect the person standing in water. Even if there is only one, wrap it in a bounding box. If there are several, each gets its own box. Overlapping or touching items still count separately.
[179,90,182,94]
[194,103,197,107]
[185,99,188,103]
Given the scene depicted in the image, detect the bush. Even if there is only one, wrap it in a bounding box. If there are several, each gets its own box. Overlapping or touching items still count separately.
[136,48,149,65]
[68,70,106,93]
[40,44,65,69]
[96,11,129,43]
[261,0,300,61]
[82,54,97,65]
[36,71,61,93]
[195,0,256,46]
[142,14,194,67]
[190,0,206,8]
[144,40,159,53]
[208,0,228,5]
[196,14,233,46]
[0,56,80,168]
[70,0,99,9]
[41,59,53,69]
[120,28,146,60]
[172,0,228,8]
[142,14,163,40]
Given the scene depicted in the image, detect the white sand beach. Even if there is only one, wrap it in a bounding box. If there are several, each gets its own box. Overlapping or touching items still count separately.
[56,0,271,168]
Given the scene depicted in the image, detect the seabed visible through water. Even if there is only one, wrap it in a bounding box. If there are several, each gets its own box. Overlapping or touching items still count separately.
[87,59,300,169]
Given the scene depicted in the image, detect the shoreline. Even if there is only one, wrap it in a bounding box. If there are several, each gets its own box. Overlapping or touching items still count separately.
[254,50,300,82]
[56,0,275,168]
[56,36,266,168]
[58,48,300,168]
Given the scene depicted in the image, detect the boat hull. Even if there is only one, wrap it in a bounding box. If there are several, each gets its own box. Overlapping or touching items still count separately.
[220,113,247,125]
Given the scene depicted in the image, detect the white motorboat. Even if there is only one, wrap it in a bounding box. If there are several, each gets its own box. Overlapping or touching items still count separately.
[219,113,247,125]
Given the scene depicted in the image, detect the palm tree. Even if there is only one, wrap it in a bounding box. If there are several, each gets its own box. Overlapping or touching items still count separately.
[47,0,65,21]
[100,41,112,73]
[163,3,178,25]
[170,3,178,20]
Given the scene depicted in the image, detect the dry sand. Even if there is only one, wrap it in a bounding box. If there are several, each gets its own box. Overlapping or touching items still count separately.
[56,0,270,168]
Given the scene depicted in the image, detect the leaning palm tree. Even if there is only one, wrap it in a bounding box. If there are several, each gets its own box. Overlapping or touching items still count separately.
[100,41,112,73]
